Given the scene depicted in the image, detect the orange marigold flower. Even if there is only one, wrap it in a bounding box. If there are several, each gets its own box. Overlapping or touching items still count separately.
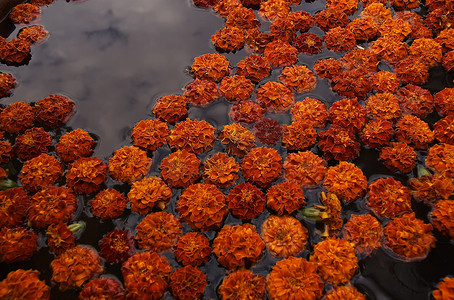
[0,39,30,65]
[258,0,290,21]
[127,176,172,214]
[313,58,343,79]
[290,98,328,128]
[266,256,323,300]
[435,28,454,53]
[241,147,282,188]
[395,114,434,149]
[0,227,37,263]
[379,142,417,173]
[261,214,308,257]
[329,98,366,133]
[426,9,454,35]
[219,75,254,103]
[433,277,454,300]
[396,84,434,118]
[174,232,211,266]
[370,36,408,65]
[184,78,218,106]
[326,0,358,15]
[282,120,317,150]
[170,266,207,300]
[287,11,315,32]
[314,8,349,32]
[430,200,454,240]
[202,153,239,188]
[131,119,169,152]
[442,50,454,72]
[378,18,412,41]
[394,56,430,86]
[236,54,272,82]
[167,118,216,153]
[278,64,316,93]
[370,70,400,94]
[331,70,372,100]
[365,92,401,122]
[191,53,231,82]
[325,285,367,300]
[27,186,77,228]
[66,157,108,194]
[294,32,323,54]
[256,81,294,112]
[244,28,272,54]
[0,187,30,228]
[17,25,48,43]
[160,150,201,188]
[19,153,64,193]
[51,245,103,291]
[0,140,12,164]
[434,116,454,144]
[270,18,296,43]
[152,94,189,124]
[346,17,378,41]
[213,223,264,270]
[360,119,394,148]
[253,118,283,145]
[366,177,412,219]
[122,251,172,300]
[34,94,75,128]
[177,183,228,231]
[9,3,40,24]
[229,100,265,124]
[409,38,443,67]
[99,229,135,263]
[0,72,16,98]
[360,3,392,26]
[13,127,51,161]
[434,88,454,117]
[283,151,327,187]
[46,223,76,255]
[0,269,49,300]
[426,143,454,177]
[318,125,360,161]
[227,182,266,219]
[343,214,383,256]
[219,122,255,157]
[0,101,34,134]
[90,188,127,220]
[218,269,265,300]
[408,173,454,204]
[79,277,125,300]
[211,26,245,52]
[340,49,378,76]
[55,128,95,163]
[225,7,260,29]
[324,27,356,52]
[266,181,306,215]
[383,213,436,260]
[213,0,243,17]
[324,161,367,202]
[108,146,151,183]
[264,39,298,67]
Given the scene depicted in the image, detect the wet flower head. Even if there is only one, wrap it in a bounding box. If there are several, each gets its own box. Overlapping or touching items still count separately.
[167,118,216,154]
[0,227,38,263]
[152,94,189,124]
[34,94,75,128]
[160,149,201,188]
[219,75,254,103]
[341,48,379,76]
[211,26,245,52]
[131,119,169,152]
[278,64,316,93]
[236,54,271,82]
[324,27,356,52]
[433,277,454,300]
[241,147,282,188]
[360,3,392,26]
[17,25,49,43]
[218,269,265,300]
[0,101,34,134]
[395,84,434,119]
[264,40,298,67]
[282,120,317,151]
[0,269,49,300]
[213,0,243,17]
[170,266,207,300]
[283,151,327,188]
[430,200,454,240]
[184,78,218,106]
[55,128,95,163]
[174,232,211,266]
[330,70,372,100]
[78,277,125,300]
[219,122,255,157]
[0,39,30,64]
[244,28,272,54]
[253,118,282,145]
[324,161,367,203]
[287,11,314,32]
[378,18,412,41]
[19,153,64,193]
[229,100,265,124]
[442,51,454,72]
[202,152,239,188]
[46,223,76,255]
[0,72,16,98]
[290,98,328,128]
[318,125,361,161]
[13,127,51,161]
[269,18,297,43]
[191,53,231,82]
[395,114,434,150]
[128,176,172,214]
[90,188,127,220]
[367,177,412,219]
[294,32,323,54]
[66,157,108,195]
[9,3,40,24]
[326,0,358,15]
[365,93,401,123]
[434,88,454,117]
[99,229,135,264]
[227,182,266,219]
[379,142,417,173]
[325,285,367,300]
[108,146,151,183]
[0,187,31,228]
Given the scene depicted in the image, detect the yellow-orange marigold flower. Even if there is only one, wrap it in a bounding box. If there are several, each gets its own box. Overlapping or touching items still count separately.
[379,142,417,173]
[241,147,282,188]
[370,36,408,65]
[279,65,317,93]
[170,266,207,300]
[326,0,358,15]
[324,161,367,203]
[343,214,383,256]
[430,200,454,240]
[131,119,169,152]
[90,188,127,220]
[13,127,51,161]
[315,8,349,32]
[152,94,189,124]
[244,28,272,54]
[19,153,64,193]
[0,227,38,263]
[266,181,306,215]
[202,152,239,188]
[346,17,378,41]
[66,157,107,194]
[225,7,260,29]
[294,32,323,54]
[99,229,135,264]
[174,232,211,266]
[433,277,454,300]
[324,27,356,52]
[191,53,231,82]
[396,84,434,118]
[78,277,125,300]
[17,25,48,43]
[218,269,265,300]
[0,39,31,65]
[219,75,254,103]
[394,56,430,86]
[395,114,434,150]
[0,269,49,300]
[108,146,151,183]
[213,0,243,17]
[378,18,412,41]
[127,176,172,214]
[314,58,343,79]
[409,38,443,67]
[55,128,95,163]
[0,101,34,134]
[340,48,379,76]
[0,187,30,228]
[227,182,266,219]
[264,40,298,67]
[325,285,367,300]
[160,149,201,188]
[9,3,40,24]
[360,3,392,26]
[219,123,255,157]
[167,118,216,154]
[329,98,366,133]
[367,177,412,219]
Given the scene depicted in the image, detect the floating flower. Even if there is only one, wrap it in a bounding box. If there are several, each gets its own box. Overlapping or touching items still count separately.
[219,75,254,103]
[346,17,378,41]
[287,11,314,32]
[34,94,75,128]
[370,36,408,65]
[270,18,296,43]
[278,64,316,93]
[442,50,454,72]
[0,140,12,164]
[409,172,454,203]
[434,88,454,117]
[313,58,343,79]
[426,9,454,35]
[78,277,125,300]
[360,119,394,148]
[177,183,228,231]
[229,100,265,124]
[241,147,282,188]
[329,98,366,133]
[9,3,40,24]
[227,182,266,219]
[0,187,30,228]
[430,200,454,240]
[211,26,244,52]
[367,177,412,219]
[434,116,454,144]
[256,81,294,112]
[266,256,324,300]
[218,269,265,300]
[219,122,255,157]
[167,118,216,153]
[225,7,260,29]
[360,2,392,26]
[283,151,327,187]
[0,227,37,263]
[370,70,400,94]
[325,285,367,300]
[160,149,201,188]
[433,277,454,300]
[383,213,436,260]
[342,214,383,256]
[131,119,169,152]
[122,251,172,300]
[46,223,77,255]
[19,153,64,193]
[55,128,95,163]
[0,72,16,98]
[253,118,282,145]
[191,53,231,82]
[263,40,298,67]
[378,18,412,41]
[282,120,317,150]
[435,28,454,52]
[294,32,323,54]
[90,188,127,220]
[108,146,151,183]
[202,153,239,188]
[99,229,135,263]
[341,49,378,76]
[170,266,207,300]
[213,0,243,17]
[13,127,51,161]
[213,223,264,270]
[314,8,349,32]
[318,125,360,161]
[395,114,434,149]
[258,0,290,21]
[365,92,401,122]
[27,186,77,228]
[184,78,218,107]
[17,25,49,43]
[331,70,372,100]
[0,269,49,300]
[326,0,358,15]
[128,176,172,214]
[324,27,356,52]
[409,38,443,67]
[236,54,271,82]
[379,142,417,173]
[152,94,189,124]
[324,161,367,203]
[0,39,30,64]
[426,143,454,177]
[290,98,328,128]
[0,101,34,134]
[266,181,306,215]
[394,56,430,86]
[244,28,272,53]
[174,232,211,266]
[396,84,434,118]
[66,157,107,194]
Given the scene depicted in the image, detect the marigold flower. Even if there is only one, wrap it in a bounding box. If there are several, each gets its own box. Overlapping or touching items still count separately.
[256,81,294,113]
[396,84,434,118]
[27,186,77,228]
[128,176,171,214]
[213,0,243,17]
[9,3,40,24]
[99,229,135,263]
[442,50,454,72]
[0,39,30,64]
[0,101,34,134]
[370,70,400,94]
[283,151,326,187]
[435,28,454,52]
[78,277,125,300]
[409,38,443,67]
[346,17,378,41]
[30,0,55,5]
[66,157,107,194]
[225,7,260,29]
[426,143,454,177]
[394,56,430,86]
[426,9,454,35]
[0,72,16,98]
[219,122,255,157]
[184,78,219,107]
[430,200,454,240]
[0,227,38,263]
[360,119,394,148]
[0,187,30,228]
[17,25,49,43]
[395,115,434,149]
[229,100,265,125]
[213,223,264,270]
[325,285,367,300]
[122,251,172,300]
[227,182,265,219]
[324,161,367,202]
[253,118,282,145]
[108,146,151,183]
[379,142,417,173]
[365,92,401,122]
[287,11,314,32]
[160,149,201,188]
[34,94,75,128]
[241,147,282,188]
[343,214,383,256]
[367,177,412,219]
[314,8,349,32]
[433,277,454,300]
[383,213,436,260]
[177,183,228,231]
[258,0,290,21]
[152,94,189,124]
[90,188,127,220]
[202,153,239,188]
[341,49,378,76]
[0,140,12,164]
[266,181,305,215]
[294,32,322,54]
[236,54,272,82]
[360,2,392,26]
[264,40,298,67]
[170,266,207,300]
[131,119,169,152]
[0,269,49,299]
[19,153,64,193]
[324,27,356,52]
[211,26,244,52]
[167,118,216,153]
[282,120,317,151]
[278,64,316,93]
[318,125,360,161]
[219,75,254,103]
[331,70,372,100]
[174,232,211,266]
[46,223,76,255]
[55,128,95,163]
[378,18,412,41]
[290,98,327,128]
[313,58,343,79]
[244,28,272,53]
[370,36,408,65]
[191,53,231,82]
[326,0,358,15]
[434,88,454,117]
[266,256,324,300]
[270,18,296,43]
[329,98,366,133]
[13,127,51,161]
[434,116,454,144]
[218,269,265,300]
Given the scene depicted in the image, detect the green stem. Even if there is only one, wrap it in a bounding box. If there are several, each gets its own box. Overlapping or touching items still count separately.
[68,221,86,234]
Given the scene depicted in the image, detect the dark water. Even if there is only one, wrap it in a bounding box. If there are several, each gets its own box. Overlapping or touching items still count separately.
[0,0,453,299]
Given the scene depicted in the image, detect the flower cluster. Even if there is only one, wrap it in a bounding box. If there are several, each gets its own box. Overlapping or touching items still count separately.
[135,212,182,252]
[173,232,211,266]
[227,182,266,219]
[128,176,172,214]
[241,147,282,188]
[167,118,216,153]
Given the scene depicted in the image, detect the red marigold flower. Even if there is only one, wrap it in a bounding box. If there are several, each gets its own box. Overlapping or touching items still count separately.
[55,128,95,163]
[236,54,271,82]
[258,0,290,21]
[213,223,264,270]
[51,245,103,291]
[283,151,327,187]
[266,256,323,300]
[329,98,366,133]
[287,11,314,32]
[174,232,211,266]
[383,213,436,260]
[28,186,77,228]
[46,223,76,255]
[108,146,151,183]
[131,119,169,152]
[360,2,392,26]
[253,118,282,145]
[218,269,265,300]
[152,94,189,124]
[346,17,378,41]
[395,114,434,149]
[66,157,107,194]
[340,49,378,76]
[167,118,216,154]
[170,266,207,300]
[213,0,243,17]
[122,251,172,299]
[9,3,40,24]
[160,149,201,188]
[19,153,64,193]
[99,229,135,263]
[256,81,294,112]
[0,72,16,98]
[360,119,394,148]
[202,153,239,188]
[211,26,245,52]
[0,227,37,263]
[294,32,323,54]
[442,50,454,72]
[191,53,231,82]
[17,25,49,43]
[313,58,343,79]
[379,142,417,173]
[434,116,454,144]
[264,39,298,67]
[409,38,443,67]
[326,0,358,15]
[219,75,254,103]
[435,28,454,53]
[365,92,401,122]
[278,64,316,93]
[34,94,75,128]
[394,56,430,86]
[409,173,454,204]
[270,18,296,43]
[241,147,282,188]
[282,120,317,150]
[291,98,328,128]
[227,182,265,219]
[229,100,265,124]
[330,70,372,100]
[430,200,454,240]
[128,176,171,214]
[314,8,349,32]
[370,71,400,94]
[0,140,12,164]
[318,125,360,161]
[0,39,30,64]
[13,127,51,161]
[0,101,34,134]
[219,123,256,156]
[0,187,30,228]
[90,188,127,220]
[378,18,412,41]
[324,161,367,203]
[79,277,125,300]
[225,7,260,29]
[325,285,367,300]
[370,36,408,65]
[244,28,272,54]
[396,84,434,118]
[433,277,454,300]
[324,27,356,52]
[266,181,305,215]
[343,214,383,256]
[0,269,49,299]
[177,183,228,231]
[426,143,454,177]
[434,88,454,117]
